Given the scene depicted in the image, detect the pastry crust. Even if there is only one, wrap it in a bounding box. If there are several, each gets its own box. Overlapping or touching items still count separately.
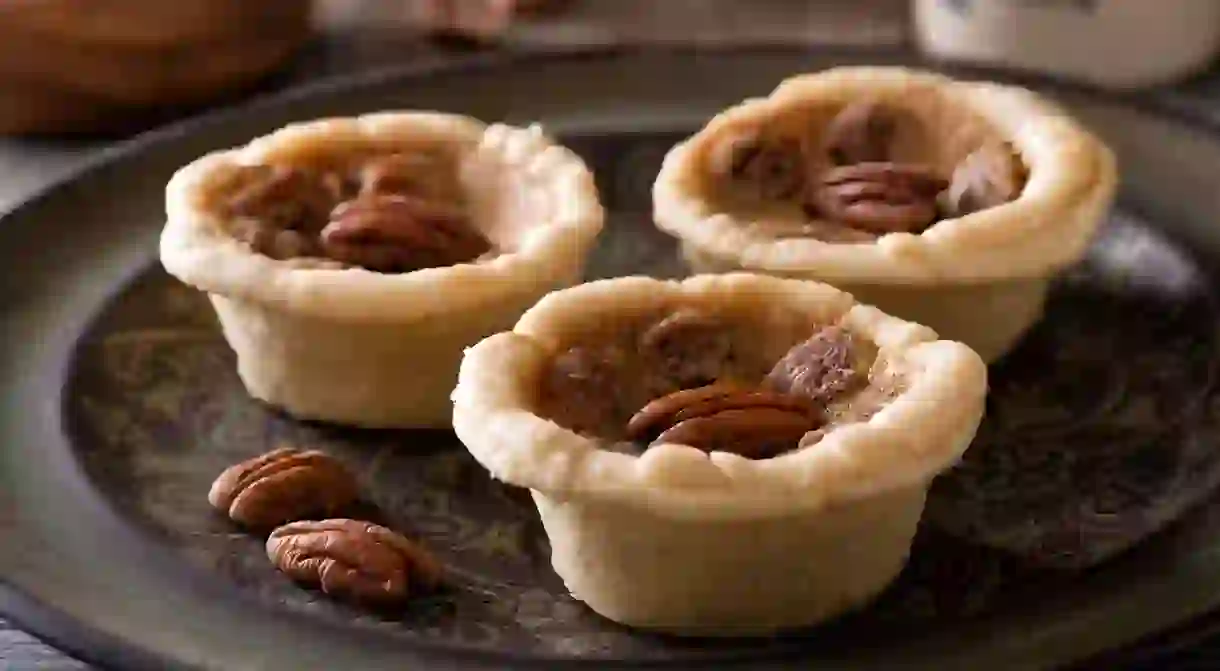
[653,67,1117,361]
[161,112,604,428]
[452,273,987,633]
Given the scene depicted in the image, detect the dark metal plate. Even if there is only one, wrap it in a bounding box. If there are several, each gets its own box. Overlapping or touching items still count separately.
[7,47,1220,671]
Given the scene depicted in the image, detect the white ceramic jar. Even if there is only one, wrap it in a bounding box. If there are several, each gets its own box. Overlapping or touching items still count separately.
[914,0,1220,90]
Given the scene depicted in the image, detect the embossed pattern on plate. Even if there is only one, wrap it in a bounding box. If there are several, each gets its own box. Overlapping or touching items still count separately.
[60,130,1220,660]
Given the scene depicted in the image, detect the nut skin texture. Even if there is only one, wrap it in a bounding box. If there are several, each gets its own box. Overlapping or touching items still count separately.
[765,325,865,406]
[208,447,360,530]
[219,164,350,261]
[639,309,736,391]
[627,382,822,444]
[227,218,322,261]
[709,131,807,200]
[541,344,640,438]
[540,309,743,441]
[654,407,820,460]
[320,193,491,273]
[266,519,443,608]
[822,100,904,166]
[626,382,823,460]
[944,141,1028,217]
[221,164,343,233]
[810,162,948,234]
[216,152,485,269]
[626,326,870,458]
[358,151,465,204]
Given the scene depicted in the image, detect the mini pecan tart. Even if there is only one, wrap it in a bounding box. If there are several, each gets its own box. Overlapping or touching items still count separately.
[653,66,1118,362]
[452,273,987,634]
[160,112,603,428]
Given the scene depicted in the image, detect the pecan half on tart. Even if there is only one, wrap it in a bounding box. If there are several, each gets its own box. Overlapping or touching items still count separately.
[160,112,603,428]
[652,66,1118,362]
[451,274,987,634]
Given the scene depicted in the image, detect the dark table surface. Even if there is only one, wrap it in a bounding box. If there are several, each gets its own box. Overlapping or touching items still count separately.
[8,14,1220,670]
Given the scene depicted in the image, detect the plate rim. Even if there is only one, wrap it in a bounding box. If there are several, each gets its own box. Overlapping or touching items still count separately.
[4,44,1220,671]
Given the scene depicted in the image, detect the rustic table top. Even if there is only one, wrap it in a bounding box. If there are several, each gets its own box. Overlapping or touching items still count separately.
[6,6,1220,669]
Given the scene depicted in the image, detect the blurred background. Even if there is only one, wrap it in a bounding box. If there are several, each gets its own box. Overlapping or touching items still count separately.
[0,0,909,137]
[2,1,1217,202]
[1,1,1217,137]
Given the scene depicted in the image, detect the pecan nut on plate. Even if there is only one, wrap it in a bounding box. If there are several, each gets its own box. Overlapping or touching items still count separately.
[266,519,443,608]
[208,446,360,530]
